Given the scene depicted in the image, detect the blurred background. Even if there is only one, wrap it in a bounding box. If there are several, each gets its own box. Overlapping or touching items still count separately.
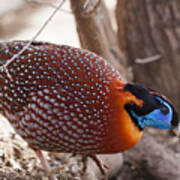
[0,0,79,46]
[0,0,115,46]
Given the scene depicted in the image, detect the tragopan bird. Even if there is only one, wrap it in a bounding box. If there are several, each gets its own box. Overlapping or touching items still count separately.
[0,41,179,179]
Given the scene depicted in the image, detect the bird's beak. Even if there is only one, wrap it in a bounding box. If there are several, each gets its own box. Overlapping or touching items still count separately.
[171,124,180,137]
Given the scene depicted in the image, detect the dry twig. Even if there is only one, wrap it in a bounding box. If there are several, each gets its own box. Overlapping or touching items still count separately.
[135,54,162,64]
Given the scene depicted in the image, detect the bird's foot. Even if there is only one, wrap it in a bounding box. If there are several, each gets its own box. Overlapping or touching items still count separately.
[81,154,108,178]
[34,149,56,180]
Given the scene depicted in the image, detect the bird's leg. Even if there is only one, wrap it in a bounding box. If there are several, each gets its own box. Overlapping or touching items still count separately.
[81,155,88,173]
[34,149,56,180]
[81,154,108,177]
[89,155,107,175]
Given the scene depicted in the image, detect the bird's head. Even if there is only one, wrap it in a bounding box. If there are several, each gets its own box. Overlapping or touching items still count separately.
[123,83,179,131]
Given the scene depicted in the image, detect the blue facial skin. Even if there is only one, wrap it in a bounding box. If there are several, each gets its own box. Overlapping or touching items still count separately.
[131,97,173,130]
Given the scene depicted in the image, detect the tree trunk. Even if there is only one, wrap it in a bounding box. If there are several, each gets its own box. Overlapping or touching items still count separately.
[116,0,180,108]
[70,0,132,81]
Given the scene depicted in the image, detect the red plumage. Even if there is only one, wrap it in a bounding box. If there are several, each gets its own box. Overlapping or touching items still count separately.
[0,41,124,154]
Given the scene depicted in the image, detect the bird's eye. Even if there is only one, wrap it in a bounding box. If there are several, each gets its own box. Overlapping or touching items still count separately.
[160,106,169,115]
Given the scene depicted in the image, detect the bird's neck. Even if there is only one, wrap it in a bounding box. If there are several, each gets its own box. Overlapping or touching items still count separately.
[109,107,143,153]
[102,83,143,153]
